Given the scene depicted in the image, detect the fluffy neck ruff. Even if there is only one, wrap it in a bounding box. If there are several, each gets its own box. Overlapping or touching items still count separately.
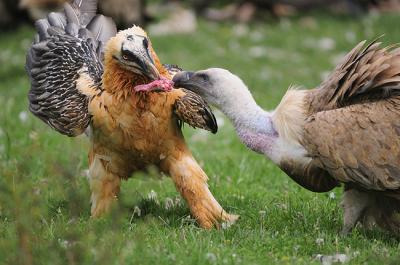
[102,57,147,101]
[272,87,307,145]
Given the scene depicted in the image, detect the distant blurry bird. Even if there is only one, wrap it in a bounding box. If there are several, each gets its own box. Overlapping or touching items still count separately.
[174,41,400,235]
[20,0,147,27]
[26,0,238,228]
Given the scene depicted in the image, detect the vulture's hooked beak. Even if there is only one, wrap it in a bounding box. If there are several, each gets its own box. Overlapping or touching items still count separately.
[142,61,160,81]
[172,71,195,89]
[120,45,160,81]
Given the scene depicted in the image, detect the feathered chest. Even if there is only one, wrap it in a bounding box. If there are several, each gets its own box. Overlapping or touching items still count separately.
[89,90,181,152]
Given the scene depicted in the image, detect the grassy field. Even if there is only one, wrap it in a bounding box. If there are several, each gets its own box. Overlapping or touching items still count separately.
[1,12,400,265]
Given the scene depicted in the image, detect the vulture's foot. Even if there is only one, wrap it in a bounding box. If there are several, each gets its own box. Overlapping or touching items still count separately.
[340,189,370,236]
[194,199,239,229]
[220,212,240,229]
[340,225,353,236]
[167,155,239,229]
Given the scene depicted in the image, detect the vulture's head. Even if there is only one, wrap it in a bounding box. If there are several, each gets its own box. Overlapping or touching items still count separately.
[173,68,247,108]
[105,26,172,92]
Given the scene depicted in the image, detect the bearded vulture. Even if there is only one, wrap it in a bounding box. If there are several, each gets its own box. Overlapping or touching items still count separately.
[26,0,238,228]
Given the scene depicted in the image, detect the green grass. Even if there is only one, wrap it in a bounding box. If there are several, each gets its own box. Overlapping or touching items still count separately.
[1,12,400,265]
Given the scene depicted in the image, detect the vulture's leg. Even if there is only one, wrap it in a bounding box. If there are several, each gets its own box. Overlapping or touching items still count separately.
[164,155,239,229]
[88,154,121,217]
[341,188,370,235]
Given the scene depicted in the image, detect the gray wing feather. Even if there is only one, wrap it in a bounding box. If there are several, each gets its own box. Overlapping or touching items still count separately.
[28,34,103,136]
[163,64,218,133]
[87,15,117,58]
[26,0,116,136]
[72,0,98,26]
[174,88,218,134]
[47,12,67,29]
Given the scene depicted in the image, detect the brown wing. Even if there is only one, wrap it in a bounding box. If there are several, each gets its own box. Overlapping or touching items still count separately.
[302,97,400,191]
[174,88,218,134]
[307,40,400,113]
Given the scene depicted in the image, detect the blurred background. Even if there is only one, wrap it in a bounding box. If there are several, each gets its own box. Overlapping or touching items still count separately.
[1,0,400,30]
[2,0,400,264]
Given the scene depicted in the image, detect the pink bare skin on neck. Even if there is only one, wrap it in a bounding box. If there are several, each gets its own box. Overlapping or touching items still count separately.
[236,117,278,155]
[134,77,174,92]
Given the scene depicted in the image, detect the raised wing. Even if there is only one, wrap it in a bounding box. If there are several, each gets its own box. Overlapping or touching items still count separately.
[174,88,218,134]
[308,40,400,113]
[26,0,117,136]
[302,98,400,192]
[163,64,218,133]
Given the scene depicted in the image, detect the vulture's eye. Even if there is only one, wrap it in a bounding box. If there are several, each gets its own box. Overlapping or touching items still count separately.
[197,73,209,82]
[121,49,140,64]
[143,38,149,49]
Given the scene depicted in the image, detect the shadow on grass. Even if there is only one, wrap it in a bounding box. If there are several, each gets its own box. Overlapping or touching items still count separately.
[124,197,198,229]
